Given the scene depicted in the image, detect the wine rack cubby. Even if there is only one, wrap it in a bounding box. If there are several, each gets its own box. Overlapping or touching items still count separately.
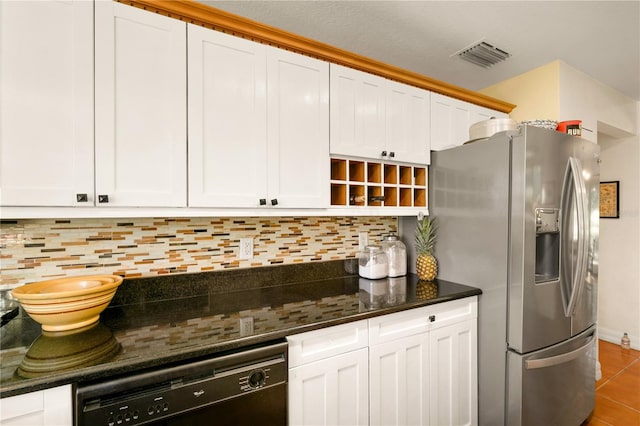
[330,157,427,208]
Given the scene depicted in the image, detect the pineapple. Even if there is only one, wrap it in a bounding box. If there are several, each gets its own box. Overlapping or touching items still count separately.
[415,216,437,281]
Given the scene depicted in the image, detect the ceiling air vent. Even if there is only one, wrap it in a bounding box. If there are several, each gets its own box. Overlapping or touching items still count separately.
[454,41,511,68]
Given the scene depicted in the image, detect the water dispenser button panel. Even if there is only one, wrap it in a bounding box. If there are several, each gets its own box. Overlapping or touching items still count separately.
[535,208,559,234]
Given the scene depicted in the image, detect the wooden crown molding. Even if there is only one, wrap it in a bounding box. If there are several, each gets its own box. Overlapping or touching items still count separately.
[118,0,516,113]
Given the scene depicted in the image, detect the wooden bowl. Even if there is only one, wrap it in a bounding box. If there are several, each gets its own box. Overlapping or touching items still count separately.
[11,275,123,331]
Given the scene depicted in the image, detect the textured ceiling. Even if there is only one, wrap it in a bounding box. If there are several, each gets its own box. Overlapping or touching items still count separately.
[203,1,640,102]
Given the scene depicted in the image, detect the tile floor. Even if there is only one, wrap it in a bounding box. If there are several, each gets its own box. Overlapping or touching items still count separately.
[585,339,640,425]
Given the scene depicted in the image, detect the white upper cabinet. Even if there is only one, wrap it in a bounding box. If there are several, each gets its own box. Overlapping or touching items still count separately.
[0,0,93,207]
[95,2,187,207]
[431,92,507,151]
[187,25,267,208]
[188,26,329,208]
[386,80,430,164]
[430,93,473,151]
[266,47,329,208]
[471,104,506,125]
[330,64,387,160]
[330,64,430,165]
[331,64,430,164]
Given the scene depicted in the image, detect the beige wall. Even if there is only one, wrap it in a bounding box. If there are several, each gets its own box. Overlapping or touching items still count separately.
[480,61,560,123]
[598,128,640,349]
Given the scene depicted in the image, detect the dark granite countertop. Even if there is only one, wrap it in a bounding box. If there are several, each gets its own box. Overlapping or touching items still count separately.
[0,260,480,398]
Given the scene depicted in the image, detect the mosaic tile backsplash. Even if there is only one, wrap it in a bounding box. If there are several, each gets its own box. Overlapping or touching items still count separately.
[0,216,397,289]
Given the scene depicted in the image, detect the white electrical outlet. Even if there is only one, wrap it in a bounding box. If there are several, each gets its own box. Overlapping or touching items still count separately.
[239,317,254,336]
[239,238,253,259]
[358,232,368,250]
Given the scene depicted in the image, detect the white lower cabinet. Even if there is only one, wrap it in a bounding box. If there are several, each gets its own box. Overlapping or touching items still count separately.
[289,348,369,426]
[369,333,430,425]
[429,319,477,426]
[0,384,72,426]
[288,297,478,426]
[288,320,369,426]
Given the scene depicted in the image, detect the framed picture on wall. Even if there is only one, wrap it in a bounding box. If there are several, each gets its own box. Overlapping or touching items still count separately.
[600,181,620,218]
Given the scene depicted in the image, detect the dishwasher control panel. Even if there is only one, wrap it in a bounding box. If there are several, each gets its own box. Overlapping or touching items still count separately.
[75,341,288,426]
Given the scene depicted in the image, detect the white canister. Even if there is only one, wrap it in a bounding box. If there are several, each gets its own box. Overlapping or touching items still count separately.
[380,233,407,277]
[358,245,388,279]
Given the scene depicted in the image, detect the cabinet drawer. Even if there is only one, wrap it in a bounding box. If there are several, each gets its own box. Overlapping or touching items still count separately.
[0,391,44,421]
[0,384,72,424]
[288,320,369,368]
[368,306,430,346]
[426,296,477,331]
[368,297,478,345]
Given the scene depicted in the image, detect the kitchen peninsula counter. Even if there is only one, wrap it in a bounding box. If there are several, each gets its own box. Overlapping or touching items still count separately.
[0,260,480,398]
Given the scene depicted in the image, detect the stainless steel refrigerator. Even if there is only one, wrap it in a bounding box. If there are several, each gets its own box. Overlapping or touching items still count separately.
[400,125,599,425]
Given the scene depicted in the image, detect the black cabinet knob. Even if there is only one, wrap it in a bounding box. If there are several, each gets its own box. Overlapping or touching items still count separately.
[381,150,388,157]
[76,193,88,202]
[98,194,109,204]
[389,151,395,158]
[259,199,267,206]
[271,199,278,206]
[429,315,436,322]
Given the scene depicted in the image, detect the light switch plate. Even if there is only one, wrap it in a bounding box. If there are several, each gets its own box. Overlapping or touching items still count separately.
[358,232,368,250]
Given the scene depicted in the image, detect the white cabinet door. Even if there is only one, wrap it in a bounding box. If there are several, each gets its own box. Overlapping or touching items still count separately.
[187,25,267,208]
[0,384,72,426]
[189,27,328,209]
[289,348,369,426]
[330,64,430,165]
[431,93,508,151]
[386,80,430,164]
[369,333,430,426]
[470,105,507,125]
[429,319,478,426]
[0,0,93,207]
[430,93,473,151]
[95,2,187,207]
[266,48,329,208]
[330,64,387,160]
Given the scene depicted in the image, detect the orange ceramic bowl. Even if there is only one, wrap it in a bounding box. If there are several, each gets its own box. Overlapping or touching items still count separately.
[11,275,123,332]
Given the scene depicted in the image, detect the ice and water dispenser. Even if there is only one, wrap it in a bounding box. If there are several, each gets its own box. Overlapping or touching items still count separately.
[535,208,560,282]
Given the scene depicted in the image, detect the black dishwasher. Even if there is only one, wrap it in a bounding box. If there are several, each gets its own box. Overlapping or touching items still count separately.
[75,340,287,426]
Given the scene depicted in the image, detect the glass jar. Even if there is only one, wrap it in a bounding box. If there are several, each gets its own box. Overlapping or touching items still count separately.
[380,232,407,277]
[358,245,388,279]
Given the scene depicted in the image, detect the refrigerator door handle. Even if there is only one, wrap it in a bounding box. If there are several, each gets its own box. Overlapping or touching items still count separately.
[560,157,589,317]
[525,334,595,370]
